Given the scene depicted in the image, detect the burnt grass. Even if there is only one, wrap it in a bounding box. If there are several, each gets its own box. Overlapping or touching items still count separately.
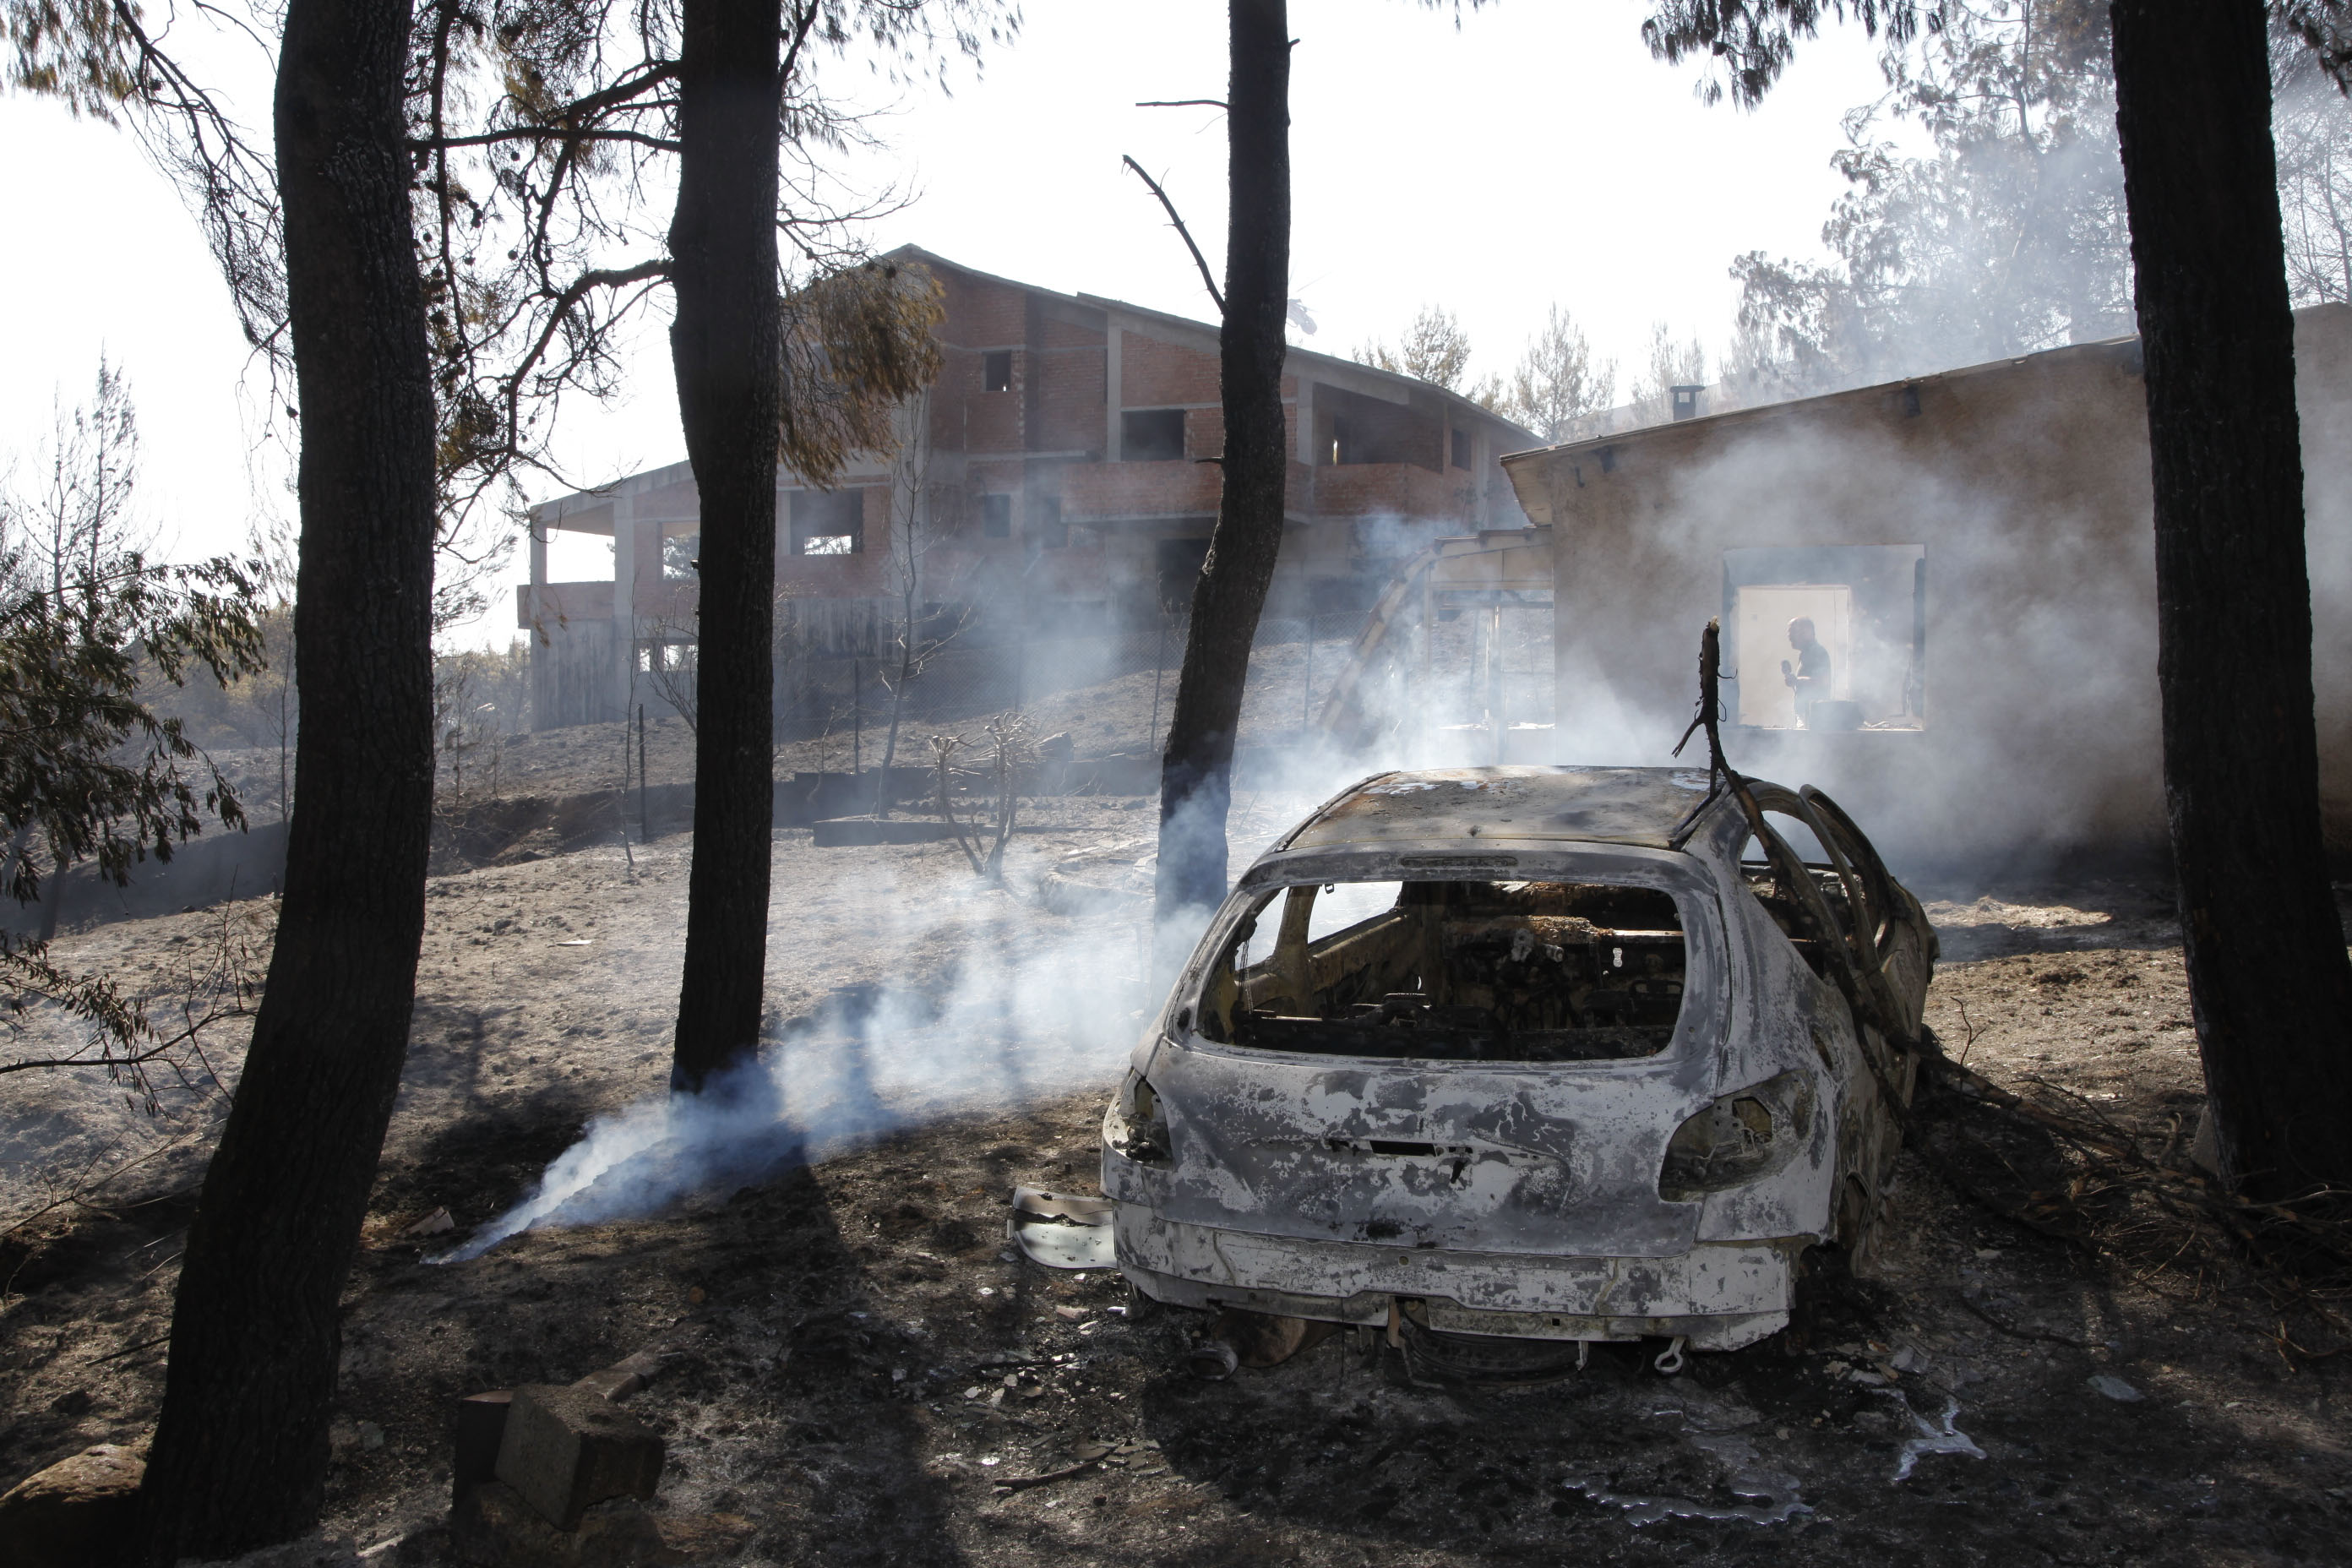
[7,887,2352,1565]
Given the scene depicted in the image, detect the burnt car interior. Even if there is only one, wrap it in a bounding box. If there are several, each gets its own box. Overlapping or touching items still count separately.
[1198,879,1687,1063]
[1734,798,1892,988]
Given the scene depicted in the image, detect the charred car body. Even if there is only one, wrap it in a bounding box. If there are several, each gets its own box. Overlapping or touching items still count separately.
[1102,765,1936,1358]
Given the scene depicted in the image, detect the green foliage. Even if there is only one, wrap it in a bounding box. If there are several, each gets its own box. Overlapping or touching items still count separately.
[1641,1,1930,110]
[1694,3,2352,398]
[1,550,266,906]
[780,259,947,487]
[1353,303,1488,398]
[3,362,268,906]
[412,0,1015,534]
[4,0,138,119]
[1498,304,1619,443]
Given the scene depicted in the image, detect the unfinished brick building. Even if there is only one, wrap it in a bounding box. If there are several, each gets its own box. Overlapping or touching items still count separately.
[520,247,1537,729]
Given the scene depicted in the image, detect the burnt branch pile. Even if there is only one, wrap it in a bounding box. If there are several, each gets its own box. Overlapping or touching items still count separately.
[1912,1043,2352,1357]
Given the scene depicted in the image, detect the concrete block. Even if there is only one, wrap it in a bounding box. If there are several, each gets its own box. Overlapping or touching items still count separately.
[452,1390,513,1502]
[0,1442,144,1567]
[493,1384,663,1530]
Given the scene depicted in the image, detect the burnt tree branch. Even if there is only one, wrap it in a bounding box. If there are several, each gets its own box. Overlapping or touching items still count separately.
[1121,154,1225,314]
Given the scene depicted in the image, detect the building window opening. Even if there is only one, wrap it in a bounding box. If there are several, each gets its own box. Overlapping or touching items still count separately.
[1451,427,1473,471]
[1196,875,1687,1063]
[1122,408,1186,462]
[1329,415,1358,466]
[983,350,1014,393]
[1723,545,1925,730]
[981,493,1014,538]
[662,531,700,579]
[792,488,863,555]
[1033,495,1067,548]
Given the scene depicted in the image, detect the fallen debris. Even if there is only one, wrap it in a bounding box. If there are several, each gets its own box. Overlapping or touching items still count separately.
[1560,1462,1811,1527]
[1006,1184,1113,1269]
[1887,1392,1988,1482]
[991,1453,1108,1493]
[404,1206,456,1237]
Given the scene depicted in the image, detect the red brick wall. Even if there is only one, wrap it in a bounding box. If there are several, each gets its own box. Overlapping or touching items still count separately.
[1120,335,1219,407]
[934,269,1024,349]
[1062,460,1222,520]
[964,388,1023,452]
[1312,462,1470,521]
[1036,316,1107,454]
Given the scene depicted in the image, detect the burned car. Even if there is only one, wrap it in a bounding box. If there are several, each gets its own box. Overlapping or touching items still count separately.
[1101,765,1936,1364]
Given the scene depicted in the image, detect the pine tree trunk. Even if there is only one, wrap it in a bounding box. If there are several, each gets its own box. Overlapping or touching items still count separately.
[667,0,782,1089]
[135,0,438,1550]
[1153,0,1289,927]
[2110,0,2352,1197]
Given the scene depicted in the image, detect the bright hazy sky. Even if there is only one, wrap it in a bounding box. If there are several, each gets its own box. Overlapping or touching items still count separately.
[0,0,1902,646]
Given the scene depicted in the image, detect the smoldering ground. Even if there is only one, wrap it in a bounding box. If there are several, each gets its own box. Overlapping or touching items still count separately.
[8,677,2352,1565]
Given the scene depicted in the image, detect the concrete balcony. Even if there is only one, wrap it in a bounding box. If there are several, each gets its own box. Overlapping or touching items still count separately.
[517,581,614,628]
[518,580,700,629]
[1060,460,1222,521]
[1061,460,1317,522]
[1311,461,1473,523]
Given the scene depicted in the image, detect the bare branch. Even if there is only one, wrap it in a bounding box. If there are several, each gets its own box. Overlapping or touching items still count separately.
[1119,155,1223,313]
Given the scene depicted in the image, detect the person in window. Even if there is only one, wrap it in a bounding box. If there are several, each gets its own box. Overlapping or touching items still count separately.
[1781,616,1830,726]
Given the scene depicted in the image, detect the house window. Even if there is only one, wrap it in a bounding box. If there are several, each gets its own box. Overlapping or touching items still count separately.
[792,488,863,554]
[981,493,1013,538]
[983,350,1014,394]
[1034,495,1068,548]
[1328,415,1362,466]
[1122,408,1187,462]
[1451,427,1473,471]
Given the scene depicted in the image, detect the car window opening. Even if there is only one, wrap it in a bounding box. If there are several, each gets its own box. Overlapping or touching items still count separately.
[1199,879,1687,1063]
[1736,816,1867,985]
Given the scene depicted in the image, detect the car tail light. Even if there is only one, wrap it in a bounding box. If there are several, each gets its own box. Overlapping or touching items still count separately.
[1658,1071,1812,1200]
[1109,1073,1170,1163]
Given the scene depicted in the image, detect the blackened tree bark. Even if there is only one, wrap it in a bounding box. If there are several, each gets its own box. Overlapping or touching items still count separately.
[2110,0,2352,1198]
[134,0,438,1552]
[667,0,782,1088]
[1154,0,1289,928]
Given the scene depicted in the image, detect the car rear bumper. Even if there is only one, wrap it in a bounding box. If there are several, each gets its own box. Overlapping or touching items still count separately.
[1113,1204,1796,1351]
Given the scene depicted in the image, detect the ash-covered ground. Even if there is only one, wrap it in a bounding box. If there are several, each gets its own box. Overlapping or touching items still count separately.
[4,787,2350,1565]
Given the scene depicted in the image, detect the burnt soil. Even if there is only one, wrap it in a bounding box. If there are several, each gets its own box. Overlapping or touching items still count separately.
[5,847,2351,1566]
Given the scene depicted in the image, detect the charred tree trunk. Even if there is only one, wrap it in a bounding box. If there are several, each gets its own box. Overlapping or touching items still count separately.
[2110,0,2352,1197]
[667,0,782,1089]
[1153,0,1289,928]
[135,0,438,1551]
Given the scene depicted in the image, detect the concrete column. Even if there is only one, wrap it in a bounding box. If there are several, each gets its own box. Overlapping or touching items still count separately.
[1104,326,1123,460]
[611,493,636,724]
[527,517,550,731]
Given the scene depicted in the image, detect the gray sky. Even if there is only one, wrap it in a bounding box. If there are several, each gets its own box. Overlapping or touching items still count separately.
[1,0,1899,646]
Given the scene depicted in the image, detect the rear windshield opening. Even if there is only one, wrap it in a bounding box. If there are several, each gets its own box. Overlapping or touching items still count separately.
[1198,879,1686,1063]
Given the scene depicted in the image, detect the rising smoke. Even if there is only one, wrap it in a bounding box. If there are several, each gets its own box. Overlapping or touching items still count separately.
[433,719,1395,1261]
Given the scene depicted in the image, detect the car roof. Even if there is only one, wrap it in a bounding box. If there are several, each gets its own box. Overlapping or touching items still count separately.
[1277,765,1726,853]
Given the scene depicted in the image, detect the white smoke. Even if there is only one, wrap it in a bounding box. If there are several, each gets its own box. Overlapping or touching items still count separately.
[433,561,1775,1261]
